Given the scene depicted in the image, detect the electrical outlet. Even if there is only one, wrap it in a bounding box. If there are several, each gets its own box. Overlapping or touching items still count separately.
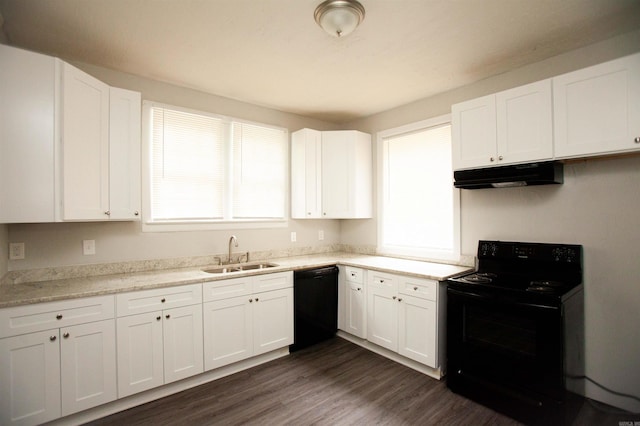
[9,243,25,260]
[83,239,96,255]
[291,231,297,242]
[318,230,325,241]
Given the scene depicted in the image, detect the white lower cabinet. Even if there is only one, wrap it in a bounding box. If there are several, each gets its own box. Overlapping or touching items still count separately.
[366,270,441,369]
[203,272,293,371]
[116,284,203,398]
[0,296,116,425]
[339,266,367,339]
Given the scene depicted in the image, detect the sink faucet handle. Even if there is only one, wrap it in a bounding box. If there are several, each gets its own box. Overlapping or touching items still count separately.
[213,256,222,265]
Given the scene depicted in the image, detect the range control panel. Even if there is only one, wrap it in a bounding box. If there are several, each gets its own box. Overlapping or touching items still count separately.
[478,240,581,263]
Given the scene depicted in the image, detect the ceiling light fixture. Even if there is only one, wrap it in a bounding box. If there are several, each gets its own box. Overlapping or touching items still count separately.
[314,0,366,38]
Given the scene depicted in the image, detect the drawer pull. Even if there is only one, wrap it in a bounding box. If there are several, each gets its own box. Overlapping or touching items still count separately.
[392,296,397,300]
[156,316,161,321]
[50,335,57,341]
[63,332,70,339]
[165,314,171,319]
[255,298,259,302]
[56,314,63,320]
[398,298,403,302]
[414,286,418,291]
[357,287,361,291]
[249,299,253,303]
[161,298,166,303]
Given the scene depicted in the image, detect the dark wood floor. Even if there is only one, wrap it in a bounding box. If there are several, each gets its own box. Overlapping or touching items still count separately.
[87,337,636,426]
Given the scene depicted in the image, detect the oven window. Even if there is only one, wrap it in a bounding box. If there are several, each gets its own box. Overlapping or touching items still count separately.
[465,305,537,358]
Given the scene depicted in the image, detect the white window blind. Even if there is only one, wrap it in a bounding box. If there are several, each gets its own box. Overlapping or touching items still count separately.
[379,116,460,261]
[145,102,287,227]
[232,122,287,219]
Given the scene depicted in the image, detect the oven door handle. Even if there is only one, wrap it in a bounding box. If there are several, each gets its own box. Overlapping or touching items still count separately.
[447,287,560,311]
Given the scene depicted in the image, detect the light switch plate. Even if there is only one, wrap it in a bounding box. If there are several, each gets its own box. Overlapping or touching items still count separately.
[291,232,297,242]
[318,230,324,241]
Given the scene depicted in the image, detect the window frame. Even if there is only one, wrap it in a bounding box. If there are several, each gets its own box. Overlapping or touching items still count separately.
[376,114,461,262]
[141,101,289,232]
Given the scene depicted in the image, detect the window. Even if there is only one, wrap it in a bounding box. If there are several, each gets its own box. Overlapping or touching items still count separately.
[142,102,288,231]
[378,114,460,261]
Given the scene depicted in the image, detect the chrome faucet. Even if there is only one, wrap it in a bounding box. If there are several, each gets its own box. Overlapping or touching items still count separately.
[228,235,238,264]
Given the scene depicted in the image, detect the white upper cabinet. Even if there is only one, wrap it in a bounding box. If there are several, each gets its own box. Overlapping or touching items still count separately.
[61,62,111,221]
[452,79,553,170]
[0,44,141,223]
[553,52,640,159]
[291,129,372,219]
[0,44,58,223]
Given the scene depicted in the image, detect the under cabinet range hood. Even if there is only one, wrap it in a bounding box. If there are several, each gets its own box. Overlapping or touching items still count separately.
[453,161,563,189]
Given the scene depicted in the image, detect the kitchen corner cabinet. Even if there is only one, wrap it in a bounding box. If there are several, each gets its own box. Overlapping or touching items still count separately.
[116,284,203,398]
[202,271,293,371]
[62,65,142,221]
[0,44,57,223]
[366,271,440,368]
[0,296,116,425]
[553,52,640,159]
[0,44,141,224]
[452,79,553,170]
[291,129,372,219]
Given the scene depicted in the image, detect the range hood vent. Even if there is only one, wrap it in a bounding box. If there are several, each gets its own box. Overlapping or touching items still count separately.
[453,161,563,190]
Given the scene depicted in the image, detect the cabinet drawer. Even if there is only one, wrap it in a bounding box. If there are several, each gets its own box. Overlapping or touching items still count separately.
[0,295,115,338]
[344,266,364,284]
[252,271,293,293]
[116,284,202,317]
[368,271,396,290]
[203,277,253,302]
[398,277,437,301]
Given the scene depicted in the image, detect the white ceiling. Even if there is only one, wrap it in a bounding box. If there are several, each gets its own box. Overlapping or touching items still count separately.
[1,0,640,123]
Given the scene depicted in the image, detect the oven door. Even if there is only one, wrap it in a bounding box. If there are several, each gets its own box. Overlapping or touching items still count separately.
[447,286,564,402]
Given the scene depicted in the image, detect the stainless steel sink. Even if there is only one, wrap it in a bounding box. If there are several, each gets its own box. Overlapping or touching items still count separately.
[202,262,278,274]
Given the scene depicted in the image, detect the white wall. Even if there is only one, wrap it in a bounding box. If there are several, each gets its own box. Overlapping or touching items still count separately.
[343,30,640,412]
[6,62,341,271]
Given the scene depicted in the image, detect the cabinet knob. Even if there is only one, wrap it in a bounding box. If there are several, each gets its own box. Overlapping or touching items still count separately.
[156,316,162,321]
[635,137,640,143]
[498,155,503,161]
[249,299,253,303]
[413,286,418,291]
[161,298,166,303]
[50,335,57,341]
[63,332,70,339]
[104,210,111,216]
[255,298,259,302]
[398,298,403,302]
[392,296,397,300]
[307,212,311,215]
[165,314,171,319]
[56,314,63,320]
[357,287,361,291]
[134,211,140,216]
[323,212,327,216]
[490,157,495,162]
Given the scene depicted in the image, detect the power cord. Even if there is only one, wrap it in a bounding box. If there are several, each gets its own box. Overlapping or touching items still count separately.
[566,374,640,415]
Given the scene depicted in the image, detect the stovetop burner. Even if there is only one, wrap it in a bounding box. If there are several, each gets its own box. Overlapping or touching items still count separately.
[457,272,497,284]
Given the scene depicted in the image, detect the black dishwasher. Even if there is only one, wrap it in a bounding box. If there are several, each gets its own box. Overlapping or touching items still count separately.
[290,266,339,352]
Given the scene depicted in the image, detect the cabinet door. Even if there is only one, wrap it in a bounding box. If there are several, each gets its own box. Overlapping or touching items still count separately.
[452,94,497,170]
[108,87,141,220]
[291,128,322,218]
[253,288,293,355]
[496,79,553,164]
[0,45,57,223]
[0,330,61,425]
[366,274,398,351]
[321,131,372,218]
[553,52,640,158]
[398,295,437,367]
[203,296,252,370]
[61,62,110,220]
[116,312,164,398]
[163,304,204,384]
[345,281,366,339]
[60,319,117,415]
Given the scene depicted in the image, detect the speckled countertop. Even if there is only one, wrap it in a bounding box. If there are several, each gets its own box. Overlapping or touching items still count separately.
[0,253,473,308]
